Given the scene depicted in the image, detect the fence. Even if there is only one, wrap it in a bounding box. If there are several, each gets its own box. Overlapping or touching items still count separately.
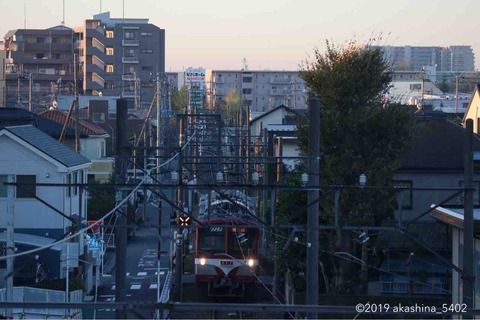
[0,287,83,319]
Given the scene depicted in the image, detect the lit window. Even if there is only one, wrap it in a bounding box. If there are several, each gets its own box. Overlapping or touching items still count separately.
[106,64,114,73]
[106,30,114,38]
[106,48,114,55]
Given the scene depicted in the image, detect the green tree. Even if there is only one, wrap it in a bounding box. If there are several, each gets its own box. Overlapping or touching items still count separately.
[289,39,414,293]
[172,85,189,113]
[225,88,240,124]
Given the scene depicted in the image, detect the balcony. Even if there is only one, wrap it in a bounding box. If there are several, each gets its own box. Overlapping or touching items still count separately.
[122,40,140,46]
[122,74,136,81]
[270,77,293,84]
[122,57,139,64]
[214,88,223,95]
[213,77,224,84]
[270,88,292,96]
[122,91,136,98]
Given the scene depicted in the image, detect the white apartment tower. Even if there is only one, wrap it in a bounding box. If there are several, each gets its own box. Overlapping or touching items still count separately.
[205,70,308,113]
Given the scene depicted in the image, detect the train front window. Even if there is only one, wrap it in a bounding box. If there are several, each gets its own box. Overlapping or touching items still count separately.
[198,227,225,253]
[228,228,255,255]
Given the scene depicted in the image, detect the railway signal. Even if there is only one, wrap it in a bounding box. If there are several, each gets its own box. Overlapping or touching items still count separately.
[178,215,191,228]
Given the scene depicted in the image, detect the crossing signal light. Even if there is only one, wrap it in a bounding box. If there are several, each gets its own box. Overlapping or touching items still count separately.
[178,215,191,228]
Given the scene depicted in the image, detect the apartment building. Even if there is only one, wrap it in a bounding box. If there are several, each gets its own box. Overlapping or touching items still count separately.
[380,45,475,72]
[3,26,75,109]
[205,70,308,113]
[75,12,165,108]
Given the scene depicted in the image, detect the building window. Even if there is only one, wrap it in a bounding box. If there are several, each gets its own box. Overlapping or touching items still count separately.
[242,89,252,94]
[106,48,114,55]
[93,113,106,123]
[106,30,114,38]
[16,175,36,198]
[140,32,153,36]
[141,49,153,54]
[124,48,135,57]
[125,32,136,40]
[0,175,7,197]
[106,64,114,73]
[394,180,412,209]
[36,53,45,59]
[243,77,253,83]
[36,37,45,44]
[141,66,153,71]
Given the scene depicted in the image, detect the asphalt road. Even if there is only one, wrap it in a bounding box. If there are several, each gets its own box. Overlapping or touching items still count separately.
[95,196,175,319]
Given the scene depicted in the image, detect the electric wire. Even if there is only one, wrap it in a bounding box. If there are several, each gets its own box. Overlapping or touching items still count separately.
[0,129,198,261]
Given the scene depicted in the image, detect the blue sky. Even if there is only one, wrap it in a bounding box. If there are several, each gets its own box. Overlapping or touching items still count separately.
[1,0,478,71]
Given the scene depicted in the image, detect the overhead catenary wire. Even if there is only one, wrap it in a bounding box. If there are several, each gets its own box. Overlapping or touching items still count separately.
[0,129,198,262]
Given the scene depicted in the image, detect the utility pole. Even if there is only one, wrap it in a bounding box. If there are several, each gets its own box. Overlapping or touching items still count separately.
[28,75,32,112]
[74,53,80,153]
[156,73,161,178]
[17,73,21,108]
[115,98,128,319]
[6,175,14,319]
[455,75,460,114]
[463,118,474,310]
[306,95,320,319]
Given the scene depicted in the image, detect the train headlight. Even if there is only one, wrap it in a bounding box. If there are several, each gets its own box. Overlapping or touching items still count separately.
[247,259,254,267]
[200,258,206,266]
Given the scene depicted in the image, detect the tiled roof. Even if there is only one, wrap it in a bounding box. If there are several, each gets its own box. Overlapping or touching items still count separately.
[3,125,90,168]
[400,118,480,171]
[40,110,108,136]
[0,108,80,138]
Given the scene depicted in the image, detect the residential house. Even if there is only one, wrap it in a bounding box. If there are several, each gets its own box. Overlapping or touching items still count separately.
[375,115,480,297]
[430,206,480,311]
[80,99,145,156]
[0,125,90,283]
[462,84,480,133]
[40,110,113,182]
[249,105,302,174]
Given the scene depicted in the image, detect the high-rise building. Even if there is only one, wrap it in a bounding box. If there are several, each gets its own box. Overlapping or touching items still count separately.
[379,45,475,72]
[205,70,308,113]
[75,12,165,108]
[3,26,76,109]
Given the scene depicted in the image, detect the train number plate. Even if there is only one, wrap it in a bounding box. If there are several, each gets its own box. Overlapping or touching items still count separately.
[221,261,233,266]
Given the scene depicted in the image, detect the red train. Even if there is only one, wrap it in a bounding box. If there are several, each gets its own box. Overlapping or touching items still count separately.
[194,190,260,297]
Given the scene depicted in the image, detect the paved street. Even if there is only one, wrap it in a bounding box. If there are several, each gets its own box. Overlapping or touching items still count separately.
[94,195,175,319]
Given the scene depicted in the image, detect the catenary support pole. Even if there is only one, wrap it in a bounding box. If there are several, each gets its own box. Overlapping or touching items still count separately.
[463,118,475,312]
[115,98,128,319]
[306,96,320,319]
[6,175,14,318]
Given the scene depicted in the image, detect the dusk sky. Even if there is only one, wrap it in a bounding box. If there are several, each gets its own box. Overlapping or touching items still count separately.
[1,0,478,71]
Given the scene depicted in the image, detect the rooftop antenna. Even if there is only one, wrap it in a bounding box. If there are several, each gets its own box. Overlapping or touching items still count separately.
[61,0,65,25]
[242,58,248,71]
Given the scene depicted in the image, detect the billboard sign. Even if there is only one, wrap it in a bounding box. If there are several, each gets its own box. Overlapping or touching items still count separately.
[185,68,206,109]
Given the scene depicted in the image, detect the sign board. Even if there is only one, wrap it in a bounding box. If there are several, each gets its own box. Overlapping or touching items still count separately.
[87,220,103,234]
[185,67,206,109]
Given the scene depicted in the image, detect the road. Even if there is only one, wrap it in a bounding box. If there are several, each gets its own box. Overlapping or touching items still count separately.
[95,195,175,319]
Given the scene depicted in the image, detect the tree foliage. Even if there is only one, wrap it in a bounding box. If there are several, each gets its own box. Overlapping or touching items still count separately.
[275,39,415,293]
[171,85,189,113]
[299,39,414,225]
